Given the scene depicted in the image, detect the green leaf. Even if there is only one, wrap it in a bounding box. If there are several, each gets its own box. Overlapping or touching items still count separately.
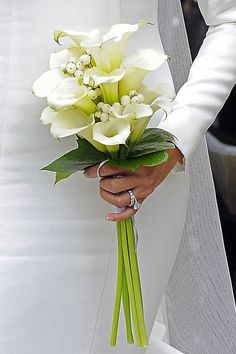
[108,150,171,172]
[126,128,176,158]
[41,138,108,173]
[54,172,73,185]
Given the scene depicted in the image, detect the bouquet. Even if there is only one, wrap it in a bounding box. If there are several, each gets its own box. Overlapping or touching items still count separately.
[32,20,176,348]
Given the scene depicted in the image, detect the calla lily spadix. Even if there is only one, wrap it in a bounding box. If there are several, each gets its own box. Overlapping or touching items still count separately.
[40,106,95,138]
[48,78,96,113]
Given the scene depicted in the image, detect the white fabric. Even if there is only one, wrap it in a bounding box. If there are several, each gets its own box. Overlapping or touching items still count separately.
[158,0,236,170]
[0,0,235,354]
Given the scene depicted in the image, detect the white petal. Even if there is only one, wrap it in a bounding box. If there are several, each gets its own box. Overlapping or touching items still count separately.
[32,69,67,98]
[93,119,130,145]
[122,49,168,71]
[54,29,100,47]
[48,78,87,109]
[40,107,57,125]
[119,67,147,97]
[84,67,125,86]
[151,96,173,115]
[102,20,151,42]
[50,109,95,138]
[123,103,153,118]
[49,47,83,69]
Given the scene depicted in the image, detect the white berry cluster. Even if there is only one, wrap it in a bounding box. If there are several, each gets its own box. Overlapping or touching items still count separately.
[60,51,91,80]
[94,90,145,122]
[120,89,144,106]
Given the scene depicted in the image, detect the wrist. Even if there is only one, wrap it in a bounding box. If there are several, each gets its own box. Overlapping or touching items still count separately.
[167,146,184,165]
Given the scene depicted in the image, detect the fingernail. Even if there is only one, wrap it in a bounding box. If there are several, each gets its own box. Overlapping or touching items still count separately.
[105,216,114,221]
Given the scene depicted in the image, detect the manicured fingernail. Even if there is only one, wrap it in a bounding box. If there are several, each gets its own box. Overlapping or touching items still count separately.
[105,216,114,221]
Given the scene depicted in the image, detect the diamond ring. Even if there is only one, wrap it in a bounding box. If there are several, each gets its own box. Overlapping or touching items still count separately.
[127,190,141,210]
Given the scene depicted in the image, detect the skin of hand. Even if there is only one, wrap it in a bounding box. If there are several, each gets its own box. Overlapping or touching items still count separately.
[84,147,184,221]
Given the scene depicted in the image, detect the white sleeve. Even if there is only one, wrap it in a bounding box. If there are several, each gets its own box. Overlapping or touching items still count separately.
[158,0,236,171]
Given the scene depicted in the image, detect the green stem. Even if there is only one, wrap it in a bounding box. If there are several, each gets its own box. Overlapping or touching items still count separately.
[121,220,142,346]
[126,217,148,347]
[110,221,123,346]
[122,267,134,344]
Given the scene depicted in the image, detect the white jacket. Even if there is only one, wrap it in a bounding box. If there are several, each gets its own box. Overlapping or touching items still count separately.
[158,0,236,170]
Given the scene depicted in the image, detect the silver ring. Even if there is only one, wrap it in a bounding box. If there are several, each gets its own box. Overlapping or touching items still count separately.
[127,190,141,210]
[96,160,108,177]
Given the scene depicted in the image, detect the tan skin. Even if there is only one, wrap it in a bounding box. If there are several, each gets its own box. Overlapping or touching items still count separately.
[84,146,184,221]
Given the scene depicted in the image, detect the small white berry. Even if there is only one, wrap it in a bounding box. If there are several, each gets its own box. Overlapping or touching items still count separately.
[129,89,137,97]
[102,104,111,113]
[66,62,76,74]
[97,102,104,110]
[95,87,102,96]
[95,111,102,118]
[76,61,85,70]
[80,54,91,65]
[121,95,131,106]
[100,112,109,122]
[137,93,144,103]
[131,96,140,104]
[74,70,84,79]
[109,107,115,115]
[88,89,98,100]
[112,102,121,109]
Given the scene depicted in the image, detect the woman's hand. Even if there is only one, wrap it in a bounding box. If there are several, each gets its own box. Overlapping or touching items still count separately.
[84,147,184,221]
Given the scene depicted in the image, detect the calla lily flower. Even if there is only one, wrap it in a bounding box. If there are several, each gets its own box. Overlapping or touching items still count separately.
[119,49,168,97]
[39,106,95,138]
[55,20,151,73]
[139,83,175,114]
[49,46,83,69]
[32,47,84,98]
[92,119,131,157]
[54,28,100,48]
[83,67,125,104]
[122,104,153,143]
[47,78,96,113]
[32,69,69,98]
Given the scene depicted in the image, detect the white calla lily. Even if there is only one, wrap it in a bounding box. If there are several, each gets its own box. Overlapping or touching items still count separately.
[122,49,168,71]
[49,47,83,69]
[84,67,125,104]
[50,108,95,138]
[82,20,151,72]
[123,103,153,118]
[54,28,100,48]
[78,126,107,153]
[93,118,130,149]
[139,83,175,103]
[119,50,168,98]
[48,78,96,113]
[118,67,147,98]
[151,96,174,115]
[83,67,125,86]
[40,107,57,125]
[122,104,154,143]
[32,68,69,98]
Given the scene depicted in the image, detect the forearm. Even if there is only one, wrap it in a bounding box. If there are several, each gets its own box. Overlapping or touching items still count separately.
[158,1,236,168]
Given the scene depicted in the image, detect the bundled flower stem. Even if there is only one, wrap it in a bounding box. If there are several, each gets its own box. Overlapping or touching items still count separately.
[110,217,148,347]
